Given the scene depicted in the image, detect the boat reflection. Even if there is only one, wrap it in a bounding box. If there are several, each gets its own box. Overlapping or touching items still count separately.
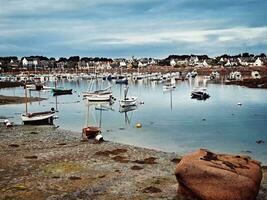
[119,105,137,126]
[163,89,173,110]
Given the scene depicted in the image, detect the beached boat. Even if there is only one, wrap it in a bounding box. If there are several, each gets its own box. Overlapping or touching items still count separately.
[191,87,210,100]
[119,86,138,107]
[21,87,55,125]
[52,88,72,95]
[82,101,103,139]
[21,111,55,125]
[82,126,100,139]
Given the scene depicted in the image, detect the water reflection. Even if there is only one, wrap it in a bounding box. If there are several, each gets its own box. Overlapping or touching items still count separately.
[119,105,137,127]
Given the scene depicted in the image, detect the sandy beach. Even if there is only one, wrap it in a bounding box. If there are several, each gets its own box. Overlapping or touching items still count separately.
[0,123,266,200]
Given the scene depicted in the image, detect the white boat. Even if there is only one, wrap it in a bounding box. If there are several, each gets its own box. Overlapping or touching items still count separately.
[21,87,55,125]
[119,86,138,107]
[86,92,113,101]
[83,82,113,101]
[21,111,55,125]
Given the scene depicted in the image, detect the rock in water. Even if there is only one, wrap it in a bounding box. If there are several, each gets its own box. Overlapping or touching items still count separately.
[175,149,262,200]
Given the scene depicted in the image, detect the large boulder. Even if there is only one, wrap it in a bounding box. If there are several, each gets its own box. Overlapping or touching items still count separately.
[175,149,262,200]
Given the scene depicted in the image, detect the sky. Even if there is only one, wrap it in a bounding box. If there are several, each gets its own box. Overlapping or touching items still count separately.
[0,0,266,58]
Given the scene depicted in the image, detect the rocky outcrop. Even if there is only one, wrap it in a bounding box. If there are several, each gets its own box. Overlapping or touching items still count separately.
[175,149,262,200]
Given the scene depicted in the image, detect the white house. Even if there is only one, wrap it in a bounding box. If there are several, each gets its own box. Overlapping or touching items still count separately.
[149,59,156,65]
[224,59,231,67]
[22,57,28,66]
[189,56,199,65]
[253,58,263,67]
[119,61,127,68]
[170,59,176,67]
[237,58,248,66]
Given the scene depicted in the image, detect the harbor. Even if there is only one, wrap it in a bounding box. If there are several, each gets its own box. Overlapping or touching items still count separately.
[1,0,267,198]
[1,71,267,164]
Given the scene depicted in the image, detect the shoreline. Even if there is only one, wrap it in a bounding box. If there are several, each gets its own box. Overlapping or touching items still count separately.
[0,123,266,199]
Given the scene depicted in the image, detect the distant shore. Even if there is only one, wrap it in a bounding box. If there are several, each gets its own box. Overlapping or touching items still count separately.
[0,123,266,200]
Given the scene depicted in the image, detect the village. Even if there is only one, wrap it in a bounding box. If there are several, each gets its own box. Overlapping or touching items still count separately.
[0,53,266,72]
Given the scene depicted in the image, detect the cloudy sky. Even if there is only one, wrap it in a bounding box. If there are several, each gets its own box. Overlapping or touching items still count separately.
[0,0,266,58]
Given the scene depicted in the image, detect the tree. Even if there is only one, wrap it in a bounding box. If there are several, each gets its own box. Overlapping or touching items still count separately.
[68,56,80,62]
[58,57,68,62]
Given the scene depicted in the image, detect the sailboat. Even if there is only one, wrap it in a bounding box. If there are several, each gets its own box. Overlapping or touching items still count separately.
[83,80,113,101]
[119,86,138,107]
[82,101,101,139]
[21,87,55,125]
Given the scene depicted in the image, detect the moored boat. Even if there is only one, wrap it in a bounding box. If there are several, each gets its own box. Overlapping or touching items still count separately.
[191,87,210,100]
[52,88,72,95]
[119,86,138,107]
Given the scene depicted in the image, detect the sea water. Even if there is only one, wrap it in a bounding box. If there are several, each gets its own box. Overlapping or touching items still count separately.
[1,77,267,164]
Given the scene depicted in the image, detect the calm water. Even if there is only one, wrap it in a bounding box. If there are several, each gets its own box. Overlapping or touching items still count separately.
[1,77,267,164]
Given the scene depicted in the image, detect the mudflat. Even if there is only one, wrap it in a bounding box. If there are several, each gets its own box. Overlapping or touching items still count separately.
[0,124,266,200]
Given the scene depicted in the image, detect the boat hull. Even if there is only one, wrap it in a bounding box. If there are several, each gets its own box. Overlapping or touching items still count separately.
[83,126,100,139]
[52,89,72,96]
[119,97,138,107]
[21,112,55,125]
[86,93,112,101]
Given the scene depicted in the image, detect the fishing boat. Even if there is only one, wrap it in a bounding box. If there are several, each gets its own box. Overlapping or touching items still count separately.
[21,87,55,125]
[52,88,72,95]
[119,86,138,107]
[191,87,210,100]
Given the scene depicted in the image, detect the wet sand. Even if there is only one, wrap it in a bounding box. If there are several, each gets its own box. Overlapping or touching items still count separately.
[0,124,266,200]
[0,95,46,105]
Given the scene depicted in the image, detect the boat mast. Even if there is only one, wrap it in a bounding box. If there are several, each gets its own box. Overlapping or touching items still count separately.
[99,105,102,128]
[124,86,129,100]
[25,86,28,114]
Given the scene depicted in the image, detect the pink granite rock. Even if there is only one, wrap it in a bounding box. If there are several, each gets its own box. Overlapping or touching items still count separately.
[175,149,262,200]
